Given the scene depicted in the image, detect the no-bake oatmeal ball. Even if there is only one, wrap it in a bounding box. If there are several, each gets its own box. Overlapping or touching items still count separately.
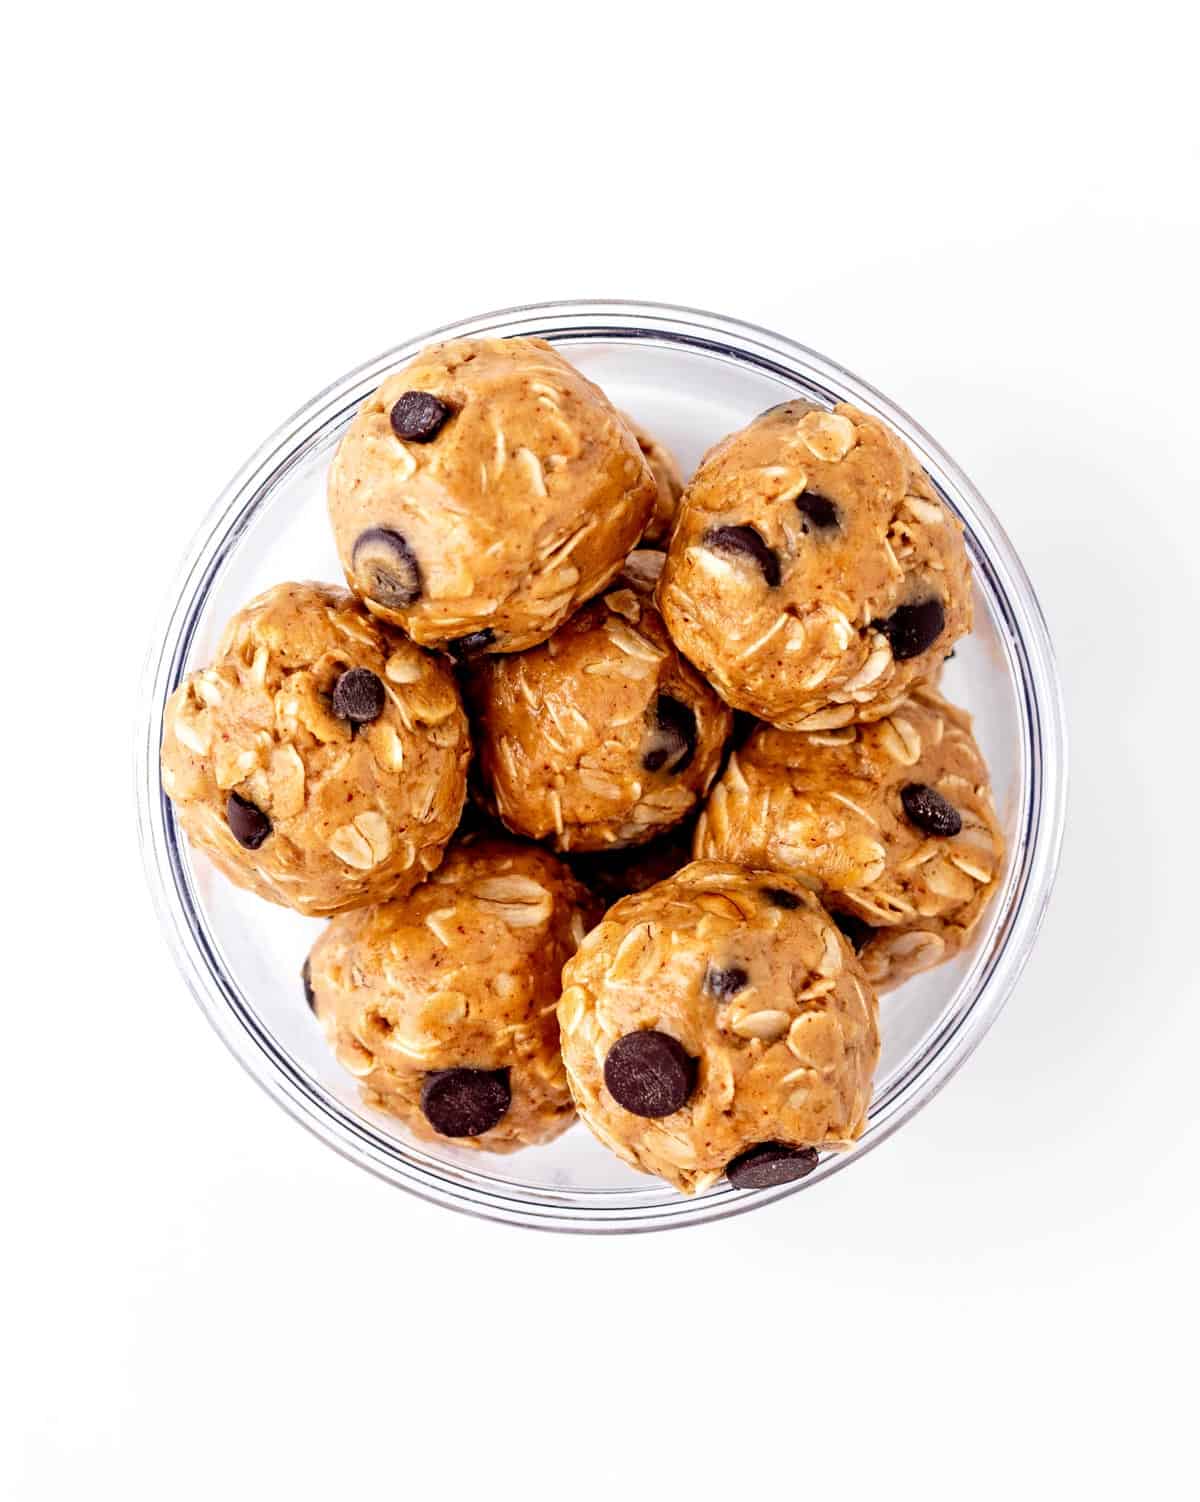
[328,337,658,654]
[657,400,972,729]
[623,413,684,545]
[695,685,1003,989]
[306,838,595,1151]
[467,561,733,852]
[558,860,879,1194]
[160,582,469,916]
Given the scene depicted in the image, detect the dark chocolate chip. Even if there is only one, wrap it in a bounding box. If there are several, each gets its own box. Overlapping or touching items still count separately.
[726,1141,820,1190]
[706,964,749,1002]
[226,792,271,849]
[389,390,452,443]
[301,958,316,1012]
[762,886,802,910]
[944,648,957,662]
[604,1031,697,1118]
[331,667,385,724]
[873,598,945,660]
[447,629,496,659]
[832,911,875,952]
[420,1068,511,1137]
[900,782,963,837]
[702,524,781,587]
[642,694,698,773]
[352,527,422,609]
[794,491,839,530]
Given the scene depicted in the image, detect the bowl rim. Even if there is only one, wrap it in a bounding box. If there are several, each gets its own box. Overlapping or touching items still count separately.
[135,297,1069,1233]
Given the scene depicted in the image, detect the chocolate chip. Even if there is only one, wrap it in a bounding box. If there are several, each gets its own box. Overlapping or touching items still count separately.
[874,598,945,660]
[389,390,452,443]
[702,524,781,587]
[447,629,495,659]
[762,886,802,910]
[420,1068,511,1137]
[604,1031,697,1118]
[900,782,963,837]
[352,527,422,609]
[706,965,748,1002]
[642,695,698,773]
[726,1141,820,1190]
[301,958,316,1012]
[795,491,839,530]
[331,667,385,724]
[832,911,875,952]
[226,792,271,849]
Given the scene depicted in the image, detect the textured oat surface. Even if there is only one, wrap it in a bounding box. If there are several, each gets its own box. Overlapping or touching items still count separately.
[327,337,658,653]
[307,837,594,1151]
[558,860,879,1193]
[467,560,732,851]
[695,685,1003,988]
[623,413,684,545]
[160,582,469,916]
[657,400,972,728]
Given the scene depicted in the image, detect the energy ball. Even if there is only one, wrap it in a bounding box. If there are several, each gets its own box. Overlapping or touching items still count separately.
[695,685,1004,989]
[623,413,684,545]
[306,838,595,1151]
[558,861,879,1194]
[467,563,733,852]
[657,400,972,729]
[161,582,469,916]
[328,337,658,654]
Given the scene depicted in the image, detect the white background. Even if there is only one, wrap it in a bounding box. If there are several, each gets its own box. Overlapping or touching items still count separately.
[5,3,1198,1498]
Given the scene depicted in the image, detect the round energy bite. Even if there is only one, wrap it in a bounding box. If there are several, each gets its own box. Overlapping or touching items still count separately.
[160,582,469,916]
[623,413,684,545]
[558,860,879,1194]
[306,838,594,1151]
[467,565,733,852]
[328,337,657,654]
[657,400,972,728]
[695,685,1004,989]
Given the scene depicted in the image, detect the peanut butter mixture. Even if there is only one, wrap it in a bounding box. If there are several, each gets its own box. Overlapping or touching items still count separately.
[695,685,1003,988]
[160,582,469,915]
[328,337,658,654]
[307,838,595,1151]
[467,560,731,851]
[658,400,971,728]
[558,861,879,1193]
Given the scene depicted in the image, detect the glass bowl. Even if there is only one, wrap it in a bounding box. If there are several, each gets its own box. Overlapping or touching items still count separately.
[136,299,1067,1232]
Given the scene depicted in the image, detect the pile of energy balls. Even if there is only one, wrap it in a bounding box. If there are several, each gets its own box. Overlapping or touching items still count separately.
[161,337,1003,1195]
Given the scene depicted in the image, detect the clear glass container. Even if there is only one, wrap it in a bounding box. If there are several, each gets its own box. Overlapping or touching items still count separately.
[135,300,1068,1232]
